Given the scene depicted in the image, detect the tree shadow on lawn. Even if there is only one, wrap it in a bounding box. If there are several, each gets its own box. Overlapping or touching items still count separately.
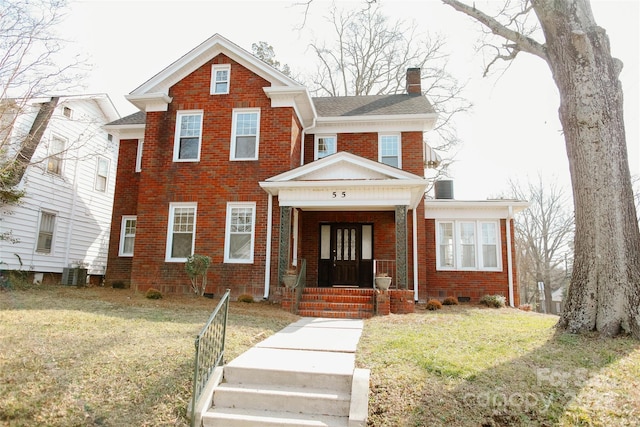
[412,326,640,426]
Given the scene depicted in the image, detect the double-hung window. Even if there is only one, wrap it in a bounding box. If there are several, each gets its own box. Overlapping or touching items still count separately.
[224,202,256,263]
[95,157,109,192]
[166,203,197,262]
[315,135,337,159]
[36,211,56,253]
[378,133,401,168]
[436,220,501,271]
[119,216,137,256]
[47,136,66,175]
[230,109,260,160]
[211,64,230,94]
[173,111,203,161]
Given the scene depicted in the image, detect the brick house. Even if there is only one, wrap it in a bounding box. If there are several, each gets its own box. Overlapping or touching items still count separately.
[105,34,526,312]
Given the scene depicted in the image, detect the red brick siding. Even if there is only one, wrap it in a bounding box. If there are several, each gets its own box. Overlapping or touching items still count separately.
[111,55,300,299]
[106,138,140,286]
[423,218,519,306]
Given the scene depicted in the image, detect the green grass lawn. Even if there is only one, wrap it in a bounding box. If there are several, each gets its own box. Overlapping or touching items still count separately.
[357,305,640,427]
[2,286,638,427]
[0,286,297,426]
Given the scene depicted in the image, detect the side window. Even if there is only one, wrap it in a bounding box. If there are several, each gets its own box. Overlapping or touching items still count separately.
[437,221,454,268]
[135,139,143,172]
[95,157,109,192]
[224,202,256,263]
[230,109,260,160]
[47,135,66,175]
[165,203,197,262]
[379,133,401,168]
[173,111,203,162]
[211,64,230,94]
[315,135,337,160]
[119,216,137,256]
[435,220,501,271]
[36,211,56,254]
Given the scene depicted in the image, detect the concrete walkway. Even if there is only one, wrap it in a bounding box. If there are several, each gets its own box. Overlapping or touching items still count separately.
[200,318,369,427]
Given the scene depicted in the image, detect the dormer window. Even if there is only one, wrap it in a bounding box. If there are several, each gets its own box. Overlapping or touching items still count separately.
[211,64,230,95]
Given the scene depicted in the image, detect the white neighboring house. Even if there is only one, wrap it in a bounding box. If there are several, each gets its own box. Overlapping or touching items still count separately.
[0,94,120,284]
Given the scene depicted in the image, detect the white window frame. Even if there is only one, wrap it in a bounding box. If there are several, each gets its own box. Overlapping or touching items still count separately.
[62,106,73,118]
[224,202,256,263]
[378,133,402,168]
[119,215,137,257]
[165,202,197,262]
[36,211,56,254]
[314,135,337,160]
[435,220,502,271]
[94,156,109,192]
[47,135,66,176]
[210,64,231,95]
[173,110,203,162]
[135,139,143,172]
[230,108,260,161]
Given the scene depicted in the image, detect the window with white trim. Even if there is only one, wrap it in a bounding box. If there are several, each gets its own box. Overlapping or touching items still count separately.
[435,220,501,271]
[47,135,65,175]
[119,216,137,256]
[315,135,337,159]
[166,203,197,262]
[378,133,401,168]
[36,211,56,253]
[230,109,260,160]
[95,157,109,192]
[224,202,256,263]
[173,111,203,161]
[210,64,230,94]
[135,139,143,172]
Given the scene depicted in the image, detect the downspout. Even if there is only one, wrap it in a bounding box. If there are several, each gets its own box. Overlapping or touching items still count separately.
[506,205,515,307]
[263,193,273,300]
[292,208,299,267]
[63,155,81,270]
[301,117,316,166]
[412,208,419,302]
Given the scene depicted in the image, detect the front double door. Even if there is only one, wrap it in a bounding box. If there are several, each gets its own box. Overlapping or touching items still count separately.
[318,223,373,287]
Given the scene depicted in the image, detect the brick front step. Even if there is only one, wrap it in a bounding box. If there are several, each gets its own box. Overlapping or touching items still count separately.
[298,288,376,319]
[297,309,374,319]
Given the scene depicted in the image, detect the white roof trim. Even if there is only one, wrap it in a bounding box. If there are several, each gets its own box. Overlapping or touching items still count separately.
[424,199,529,219]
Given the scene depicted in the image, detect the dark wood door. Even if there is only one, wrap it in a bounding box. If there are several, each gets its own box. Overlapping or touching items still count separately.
[331,224,359,285]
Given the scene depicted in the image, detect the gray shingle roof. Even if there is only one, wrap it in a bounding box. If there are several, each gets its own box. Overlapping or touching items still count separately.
[312,94,434,117]
[106,110,146,126]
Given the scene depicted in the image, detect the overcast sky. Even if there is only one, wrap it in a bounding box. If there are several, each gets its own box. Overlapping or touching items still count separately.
[60,0,639,200]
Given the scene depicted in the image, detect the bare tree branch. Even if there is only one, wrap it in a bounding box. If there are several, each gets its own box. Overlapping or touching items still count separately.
[442,0,547,61]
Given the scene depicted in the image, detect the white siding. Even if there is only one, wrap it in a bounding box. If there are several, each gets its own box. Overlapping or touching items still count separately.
[0,97,118,276]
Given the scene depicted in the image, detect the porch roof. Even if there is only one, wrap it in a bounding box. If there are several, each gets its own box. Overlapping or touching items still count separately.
[259,152,428,210]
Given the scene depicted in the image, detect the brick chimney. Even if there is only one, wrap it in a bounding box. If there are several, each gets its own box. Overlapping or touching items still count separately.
[406,68,422,94]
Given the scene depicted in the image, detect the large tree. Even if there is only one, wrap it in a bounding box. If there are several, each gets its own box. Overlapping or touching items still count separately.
[443,0,640,337]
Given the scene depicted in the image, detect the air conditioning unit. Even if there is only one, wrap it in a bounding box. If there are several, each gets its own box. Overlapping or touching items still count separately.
[62,267,88,286]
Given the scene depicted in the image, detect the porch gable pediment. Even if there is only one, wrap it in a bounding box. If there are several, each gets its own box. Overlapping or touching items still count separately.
[260,152,428,210]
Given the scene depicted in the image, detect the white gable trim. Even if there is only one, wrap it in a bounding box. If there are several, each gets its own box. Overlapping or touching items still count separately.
[259,152,428,209]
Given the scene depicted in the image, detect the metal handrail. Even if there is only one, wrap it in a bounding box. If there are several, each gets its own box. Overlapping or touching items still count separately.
[190,289,230,427]
[293,259,306,313]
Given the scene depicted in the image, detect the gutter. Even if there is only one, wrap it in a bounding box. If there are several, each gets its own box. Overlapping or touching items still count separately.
[506,205,515,307]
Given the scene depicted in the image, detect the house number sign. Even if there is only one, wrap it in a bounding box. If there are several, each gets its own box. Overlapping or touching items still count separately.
[331,191,347,198]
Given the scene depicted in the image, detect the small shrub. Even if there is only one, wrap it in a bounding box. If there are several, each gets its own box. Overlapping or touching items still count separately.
[145,288,162,299]
[112,280,128,289]
[442,296,459,306]
[426,299,442,310]
[518,303,533,312]
[480,294,506,308]
[237,294,254,303]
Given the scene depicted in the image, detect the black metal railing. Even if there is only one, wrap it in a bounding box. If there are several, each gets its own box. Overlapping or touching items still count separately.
[373,259,397,289]
[190,289,230,427]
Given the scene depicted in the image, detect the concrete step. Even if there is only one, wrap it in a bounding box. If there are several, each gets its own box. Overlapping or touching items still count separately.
[213,383,350,416]
[223,347,354,392]
[203,407,349,427]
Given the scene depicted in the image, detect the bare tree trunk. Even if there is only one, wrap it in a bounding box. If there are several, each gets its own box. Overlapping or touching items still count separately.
[532,0,640,336]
